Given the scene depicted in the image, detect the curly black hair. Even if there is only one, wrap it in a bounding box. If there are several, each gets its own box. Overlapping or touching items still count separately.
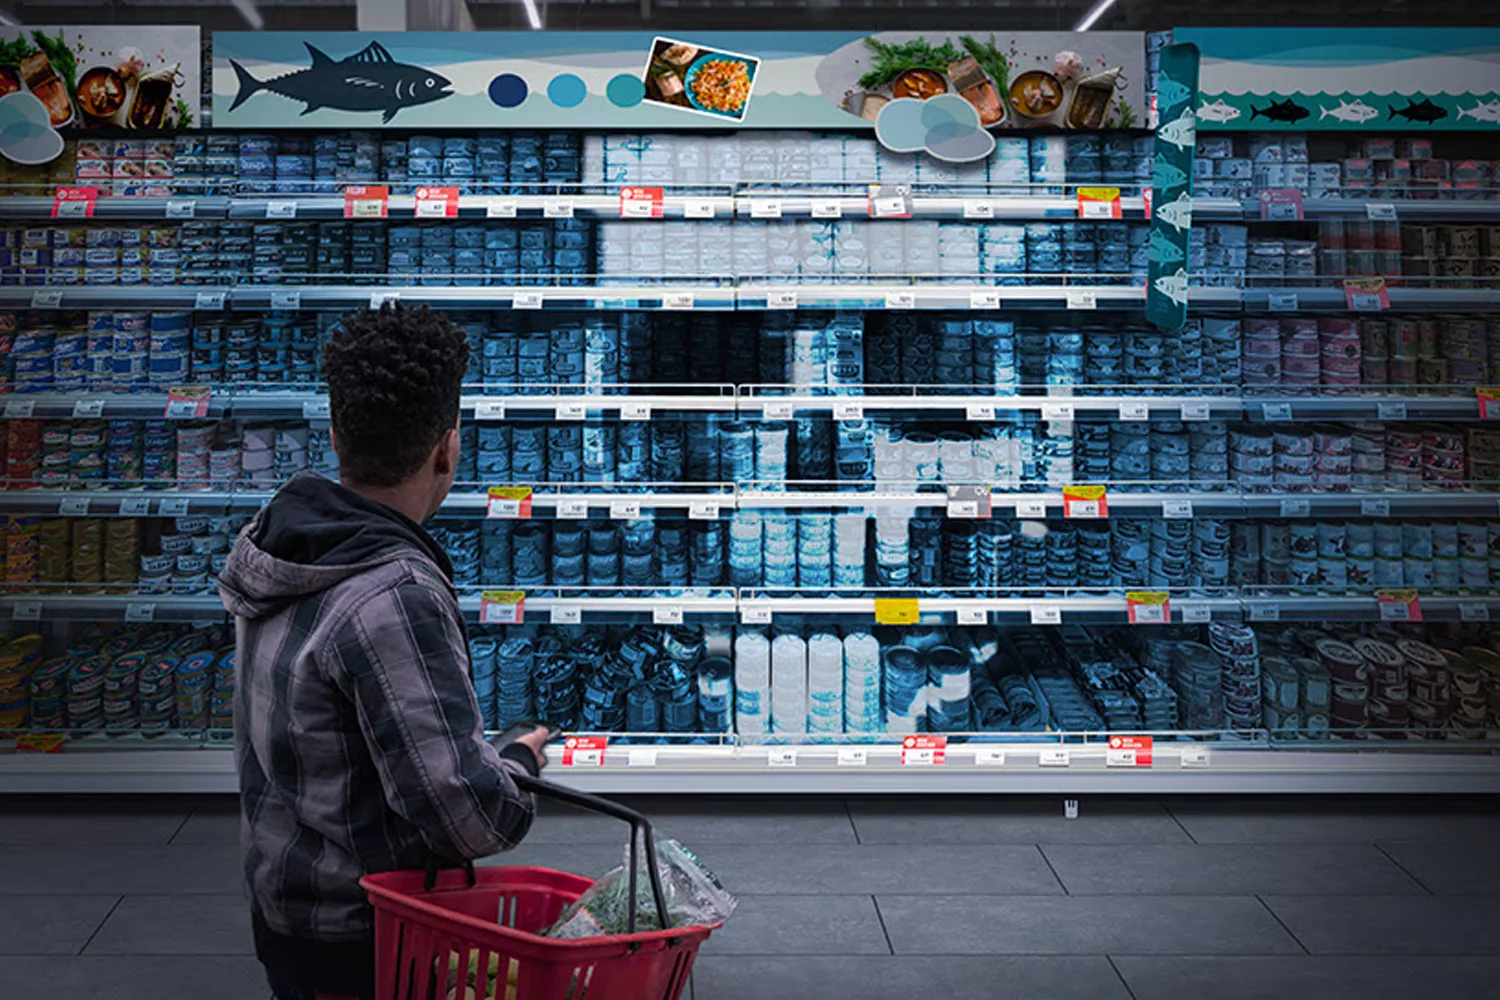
[321,303,471,488]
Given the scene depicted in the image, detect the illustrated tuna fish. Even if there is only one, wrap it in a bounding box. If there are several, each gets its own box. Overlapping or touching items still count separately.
[1151,155,1187,191]
[229,41,452,124]
[1457,99,1500,124]
[1196,99,1241,124]
[1388,97,1448,124]
[1155,191,1194,234]
[1148,228,1185,264]
[1250,98,1310,124]
[1153,267,1189,309]
[1157,108,1197,152]
[1318,98,1379,124]
[1155,77,1192,112]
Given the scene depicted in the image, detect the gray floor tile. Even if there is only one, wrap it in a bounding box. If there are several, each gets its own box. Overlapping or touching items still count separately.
[0,844,243,896]
[877,895,1301,956]
[700,895,889,956]
[170,800,241,845]
[1378,841,1500,894]
[476,839,630,879]
[1263,894,1500,955]
[532,794,858,845]
[692,956,1133,1000]
[1114,957,1500,1000]
[0,956,270,1000]
[0,797,192,845]
[84,895,253,956]
[0,895,119,955]
[1042,843,1424,895]
[1169,797,1500,844]
[849,796,1191,845]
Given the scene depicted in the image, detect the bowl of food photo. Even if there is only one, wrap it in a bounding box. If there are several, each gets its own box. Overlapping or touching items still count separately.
[683,54,756,119]
[76,66,127,125]
[1008,70,1065,120]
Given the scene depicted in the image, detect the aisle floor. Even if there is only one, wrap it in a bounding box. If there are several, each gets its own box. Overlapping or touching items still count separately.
[1,793,1499,1000]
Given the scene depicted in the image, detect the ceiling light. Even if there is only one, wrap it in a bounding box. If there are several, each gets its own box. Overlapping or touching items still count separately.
[0,9,21,27]
[231,0,265,30]
[521,0,543,30]
[1073,0,1118,32]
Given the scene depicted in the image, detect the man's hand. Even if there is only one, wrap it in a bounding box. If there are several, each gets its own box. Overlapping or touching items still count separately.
[512,726,553,771]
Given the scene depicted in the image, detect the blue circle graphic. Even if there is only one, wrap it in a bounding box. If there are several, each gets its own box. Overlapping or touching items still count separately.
[547,73,588,108]
[606,73,645,108]
[488,73,529,109]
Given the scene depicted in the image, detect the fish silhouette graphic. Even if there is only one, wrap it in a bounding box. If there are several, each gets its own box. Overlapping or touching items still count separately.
[229,41,452,123]
[1388,98,1448,124]
[1250,98,1309,124]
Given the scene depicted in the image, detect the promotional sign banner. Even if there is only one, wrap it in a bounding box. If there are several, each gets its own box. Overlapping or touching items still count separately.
[1175,28,1500,131]
[1145,43,1199,331]
[214,31,1145,158]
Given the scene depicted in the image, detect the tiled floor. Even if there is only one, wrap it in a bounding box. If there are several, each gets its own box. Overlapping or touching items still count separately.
[2,793,1499,999]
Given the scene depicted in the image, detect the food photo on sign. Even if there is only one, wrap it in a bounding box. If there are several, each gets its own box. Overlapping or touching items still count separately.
[640,37,761,122]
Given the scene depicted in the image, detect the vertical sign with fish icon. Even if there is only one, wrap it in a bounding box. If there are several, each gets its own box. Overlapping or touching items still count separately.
[1145,42,1199,332]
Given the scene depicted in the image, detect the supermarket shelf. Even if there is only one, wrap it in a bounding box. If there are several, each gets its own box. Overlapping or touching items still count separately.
[0,286,229,310]
[227,284,739,312]
[732,193,1152,221]
[1242,286,1500,312]
[0,196,233,221]
[457,590,739,624]
[734,283,1212,311]
[736,389,1242,421]
[0,593,226,624]
[1242,198,1500,222]
[438,486,733,517]
[0,489,260,517]
[462,388,738,417]
[738,590,1241,625]
[0,392,230,420]
[1242,394,1481,422]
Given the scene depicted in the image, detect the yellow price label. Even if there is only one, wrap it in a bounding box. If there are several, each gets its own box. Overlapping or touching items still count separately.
[1126,590,1170,606]
[1077,186,1122,202]
[874,598,920,625]
[1063,485,1107,501]
[17,733,64,753]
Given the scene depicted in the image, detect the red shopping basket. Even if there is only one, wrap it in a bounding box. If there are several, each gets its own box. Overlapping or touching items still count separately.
[361,775,719,1000]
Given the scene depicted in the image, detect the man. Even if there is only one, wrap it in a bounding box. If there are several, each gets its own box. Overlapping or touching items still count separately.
[218,303,549,1000]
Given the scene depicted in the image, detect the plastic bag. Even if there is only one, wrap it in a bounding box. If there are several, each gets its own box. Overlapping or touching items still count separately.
[443,951,518,1000]
[546,835,737,939]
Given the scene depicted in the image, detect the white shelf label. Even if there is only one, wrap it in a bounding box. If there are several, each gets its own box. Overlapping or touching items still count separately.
[1065,289,1098,310]
[549,605,582,625]
[1163,499,1194,519]
[31,289,63,309]
[512,291,544,310]
[1029,604,1062,626]
[1106,748,1138,768]
[1248,602,1281,622]
[956,605,989,626]
[265,200,297,219]
[159,498,190,517]
[11,600,42,621]
[969,291,1000,310]
[1360,498,1391,517]
[1459,602,1491,622]
[194,291,226,311]
[1177,602,1211,624]
[974,748,1006,766]
[682,199,716,219]
[1017,499,1048,519]
[663,291,695,310]
[1267,291,1299,312]
[688,501,721,520]
[1262,402,1292,421]
[962,200,995,219]
[1182,747,1211,768]
[119,497,152,516]
[124,602,156,623]
[543,199,574,218]
[627,749,658,767]
[948,501,980,519]
[740,602,773,625]
[810,199,843,219]
[652,605,684,625]
[59,496,90,517]
[767,747,798,768]
[749,199,783,219]
[621,402,652,421]
[762,401,795,421]
[1042,403,1075,422]
[609,501,642,520]
[1118,401,1150,422]
[555,403,586,421]
[556,499,589,520]
[4,399,35,418]
[1366,202,1398,221]
[72,399,105,419]
[1377,401,1408,420]
[1279,499,1310,518]
[165,199,196,219]
[884,291,916,310]
[486,198,518,219]
[1181,401,1210,421]
[837,748,868,767]
[270,291,301,311]
[301,399,331,420]
[966,403,996,421]
[768,290,799,311]
[1039,748,1071,767]
[833,402,864,422]
[369,291,400,309]
[473,400,506,421]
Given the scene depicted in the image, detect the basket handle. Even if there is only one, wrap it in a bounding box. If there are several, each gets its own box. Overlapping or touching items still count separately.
[513,773,671,936]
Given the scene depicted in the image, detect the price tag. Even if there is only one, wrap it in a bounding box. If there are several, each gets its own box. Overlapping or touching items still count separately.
[868,185,912,219]
[1127,591,1171,624]
[16,734,64,754]
[1030,604,1062,626]
[1267,291,1300,312]
[194,291,226,311]
[946,485,991,520]
[767,747,798,768]
[343,185,389,219]
[969,291,1000,310]
[762,400,795,421]
[974,748,1006,766]
[1065,289,1098,311]
[302,398,331,420]
[1376,588,1422,622]
[555,403,586,421]
[1279,498,1310,518]
[165,198,196,220]
[957,605,989,626]
[653,605,684,625]
[1017,498,1048,519]
[1042,402,1075,422]
[901,734,947,765]
[164,386,211,420]
[1179,602,1212,624]
[740,602,773,625]
[265,200,298,219]
[1141,187,1153,217]
[124,602,156,624]
[72,399,105,419]
[51,186,99,218]
[768,290,799,311]
[59,496,91,517]
[487,486,533,519]
[833,401,864,422]
[1479,388,1500,420]
[885,291,916,310]
[609,501,642,520]
[688,501,721,521]
[619,186,664,219]
[1247,602,1281,622]
[1163,499,1194,519]
[543,199,575,219]
[480,590,525,625]
[159,498,189,517]
[412,186,460,218]
[627,749,658,767]
[4,399,34,418]
[875,598,920,625]
[1039,748,1070,767]
[1377,401,1408,420]
[837,748,868,766]
[1181,401,1210,421]
[550,605,582,625]
[473,399,507,421]
[369,290,402,310]
[30,289,63,309]
[556,498,589,520]
[966,403,996,421]
[1366,202,1398,222]
[663,291,695,311]
[1459,602,1491,622]
[1344,277,1390,312]
[682,198,716,219]
[562,736,607,766]
[11,600,41,621]
[1360,498,1391,517]
[119,497,152,516]
[486,198,518,219]
[1062,485,1108,519]
[1118,401,1150,422]
[1258,188,1305,221]
[1182,747,1211,768]
[513,290,544,310]
[270,291,301,311]
[621,402,652,421]
[948,501,980,519]
[810,199,843,219]
[1261,402,1293,421]
[749,199,782,219]
[1077,186,1122,219]
[1107,735,1154,767]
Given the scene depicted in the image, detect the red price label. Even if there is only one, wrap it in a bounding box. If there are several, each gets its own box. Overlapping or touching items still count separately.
[1126,591,1171,625]
[163,385,211,420]
[487,487,533,519]
[619,187,664,219]
[562,736,608,766]
[344,185,389,219]
[415,186,460,218]
[1258,189,1305,221]
[1107,735,1154,767]
[901,734,947,766]
[17,734,65,753]
[480,590,525,625]
[1344,277,1390,311]
[1141,187,1153,218]
[1376,588,1422,622]
[1062,485,1109,519]
[52,186,99,218]
[1478,387,1500,419]
[1077,186,1122,219]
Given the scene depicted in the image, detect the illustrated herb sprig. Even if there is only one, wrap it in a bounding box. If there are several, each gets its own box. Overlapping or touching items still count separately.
[959,34,1009,97]
[32,29,77,93]
[172,96,195,129]
[0,35,35,67]
[1114,98,1138,129]
[857,36,963,90]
